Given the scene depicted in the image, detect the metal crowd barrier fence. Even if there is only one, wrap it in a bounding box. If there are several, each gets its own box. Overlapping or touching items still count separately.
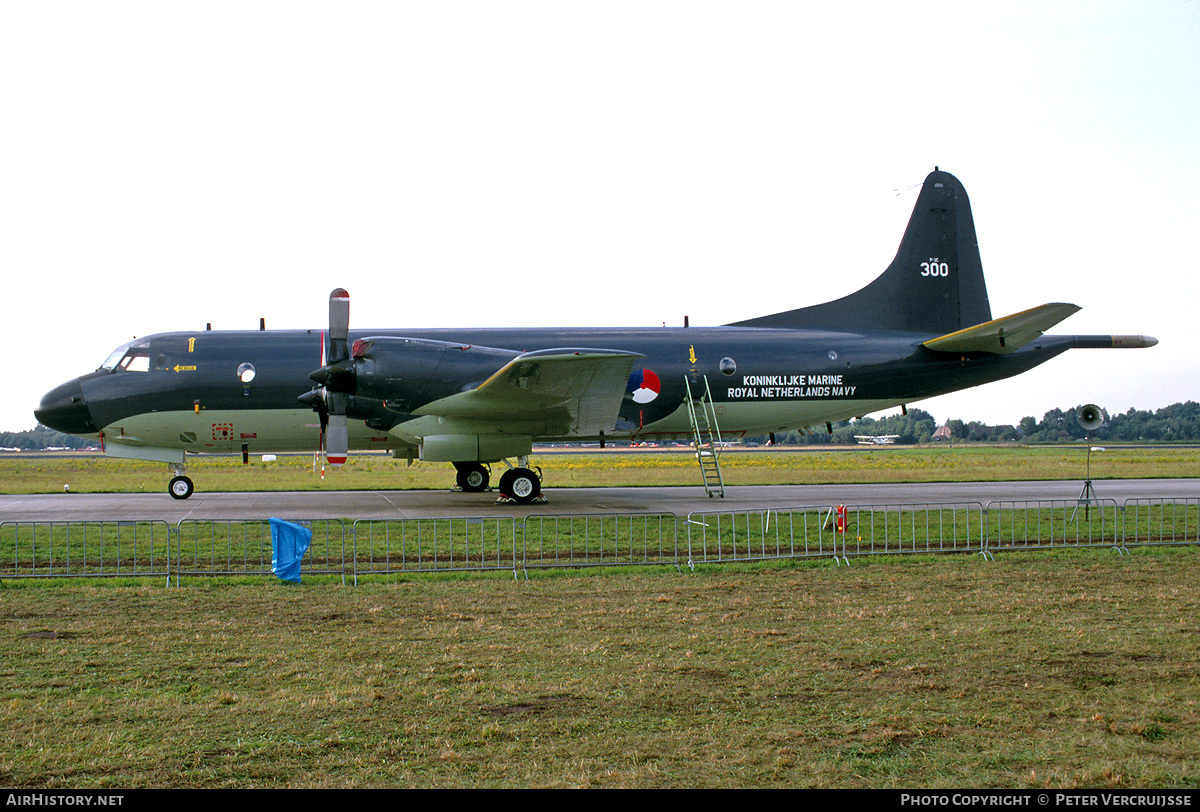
[521,512,678,572]
[350,517,519,582]
[0,520,173,580]
[174,519,348,584]
[1121,497,1200,548]
[985,499,1121,553]
[684,506,840,566]
[684,502,988,567]
[835,502,988,558]
[2,496,1198,582]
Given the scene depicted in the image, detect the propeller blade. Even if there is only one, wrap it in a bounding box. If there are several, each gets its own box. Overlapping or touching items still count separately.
[325,416,348,466]
[303,290,353,466]
[328,288,350,364]
[325,391,349,466]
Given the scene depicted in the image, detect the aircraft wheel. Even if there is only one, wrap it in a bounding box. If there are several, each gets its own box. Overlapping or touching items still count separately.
[455,463,489,492]
[497,469,516,496]
[502,467,541,505]
[168,475,194,500]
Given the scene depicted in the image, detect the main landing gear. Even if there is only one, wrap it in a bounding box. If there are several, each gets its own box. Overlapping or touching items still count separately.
[452,460,544,505]
[497,466,542,505]
[453,462,491,492]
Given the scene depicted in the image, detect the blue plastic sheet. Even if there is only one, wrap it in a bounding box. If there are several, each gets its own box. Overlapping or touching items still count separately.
[270,517,312,583]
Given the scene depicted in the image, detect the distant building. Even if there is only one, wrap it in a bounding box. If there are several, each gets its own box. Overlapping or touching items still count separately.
[932,425,953,441]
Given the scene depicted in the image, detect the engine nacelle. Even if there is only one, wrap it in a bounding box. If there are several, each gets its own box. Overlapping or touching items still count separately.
[420,433,532,463]
[352,337,520,411]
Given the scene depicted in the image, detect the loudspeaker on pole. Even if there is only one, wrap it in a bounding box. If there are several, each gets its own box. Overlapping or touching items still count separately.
[1077,404,1107,432]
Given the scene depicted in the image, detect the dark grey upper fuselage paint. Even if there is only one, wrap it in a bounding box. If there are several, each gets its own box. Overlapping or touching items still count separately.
[37,324,1080,441]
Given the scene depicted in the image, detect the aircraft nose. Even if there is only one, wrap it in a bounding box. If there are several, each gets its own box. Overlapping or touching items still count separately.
[35,378,98,435]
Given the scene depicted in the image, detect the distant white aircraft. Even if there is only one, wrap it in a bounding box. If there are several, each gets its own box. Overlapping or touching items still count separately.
[855,435,900,445]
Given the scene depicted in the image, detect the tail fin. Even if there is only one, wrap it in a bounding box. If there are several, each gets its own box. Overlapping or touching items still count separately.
[729,169,992,334]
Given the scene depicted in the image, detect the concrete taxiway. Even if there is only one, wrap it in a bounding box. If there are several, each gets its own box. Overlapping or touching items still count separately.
[0,479,1196,522]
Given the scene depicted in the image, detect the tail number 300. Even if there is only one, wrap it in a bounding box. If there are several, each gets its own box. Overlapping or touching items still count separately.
[920,258,950,277]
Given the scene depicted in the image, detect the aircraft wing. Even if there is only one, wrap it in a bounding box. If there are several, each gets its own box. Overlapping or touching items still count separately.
[411,348,644,437]
[922,303,1081,354]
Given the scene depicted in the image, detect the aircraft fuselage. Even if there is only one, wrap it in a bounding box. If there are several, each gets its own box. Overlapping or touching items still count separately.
[38,323,1081,462]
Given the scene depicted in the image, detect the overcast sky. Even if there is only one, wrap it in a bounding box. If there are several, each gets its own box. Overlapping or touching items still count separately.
[4,1,1197,432]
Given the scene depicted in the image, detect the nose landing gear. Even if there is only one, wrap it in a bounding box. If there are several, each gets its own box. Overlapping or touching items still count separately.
[168,474,194,500]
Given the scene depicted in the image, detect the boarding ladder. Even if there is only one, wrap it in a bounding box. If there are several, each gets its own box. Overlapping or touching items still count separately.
[685,375,725,498]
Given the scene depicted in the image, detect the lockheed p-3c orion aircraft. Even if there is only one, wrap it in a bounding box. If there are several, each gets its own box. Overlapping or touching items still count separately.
[35,169,1156,503]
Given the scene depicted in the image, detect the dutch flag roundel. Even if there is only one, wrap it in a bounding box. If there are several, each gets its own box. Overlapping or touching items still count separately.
[627,368,661,404]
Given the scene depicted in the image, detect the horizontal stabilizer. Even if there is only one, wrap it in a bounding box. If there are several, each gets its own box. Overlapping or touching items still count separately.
[922,303,1081,354]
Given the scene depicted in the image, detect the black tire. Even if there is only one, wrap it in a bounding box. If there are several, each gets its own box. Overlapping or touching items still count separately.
[455,463,489,492]
[497,469,515,496]
[168,475,194,500]
[503,467,541,505]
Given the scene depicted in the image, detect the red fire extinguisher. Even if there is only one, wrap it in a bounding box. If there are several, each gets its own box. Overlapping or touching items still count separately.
[835,504,847,533]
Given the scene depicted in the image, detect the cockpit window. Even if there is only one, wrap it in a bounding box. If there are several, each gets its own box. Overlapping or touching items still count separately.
[100,341,151,372]
[118,352,150,372]
[101,342,134,371]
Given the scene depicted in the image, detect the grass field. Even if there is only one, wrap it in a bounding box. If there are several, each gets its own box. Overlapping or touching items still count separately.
[3,446,1198,788]
[2,445,1198,494]
[2,549,1199,788]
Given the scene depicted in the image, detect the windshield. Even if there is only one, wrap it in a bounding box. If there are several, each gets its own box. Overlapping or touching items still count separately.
[99,339,151,372]
[100,341,135,371]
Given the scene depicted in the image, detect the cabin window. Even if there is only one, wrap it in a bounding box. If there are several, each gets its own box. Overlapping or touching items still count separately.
[237,363,256,384]
[719,357,737,376]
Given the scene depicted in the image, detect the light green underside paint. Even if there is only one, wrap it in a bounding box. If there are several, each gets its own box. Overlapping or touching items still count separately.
[632,399,903,439]
[102,398,904,458]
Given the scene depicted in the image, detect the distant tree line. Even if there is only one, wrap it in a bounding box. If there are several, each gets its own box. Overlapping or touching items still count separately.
[764,408,939,446]
[1017,401,1200,443]
[757,401,1200,445]
[1,425,97,450]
